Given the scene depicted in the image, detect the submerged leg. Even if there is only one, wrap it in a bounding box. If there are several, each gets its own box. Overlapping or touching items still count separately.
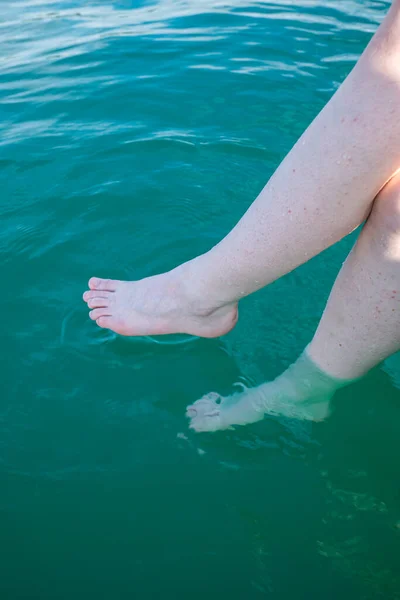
[187,174,400,431]
[84,2,400,337]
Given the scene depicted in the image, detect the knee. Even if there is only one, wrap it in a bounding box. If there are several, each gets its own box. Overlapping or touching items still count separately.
[369,173,400,234]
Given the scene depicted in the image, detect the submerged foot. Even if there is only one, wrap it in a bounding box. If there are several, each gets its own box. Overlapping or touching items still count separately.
[83,266,238,338]
[186,382,332,432]
[186,351,348,432]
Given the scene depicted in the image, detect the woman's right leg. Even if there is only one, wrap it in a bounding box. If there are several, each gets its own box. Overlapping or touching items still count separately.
[84,1,400,337]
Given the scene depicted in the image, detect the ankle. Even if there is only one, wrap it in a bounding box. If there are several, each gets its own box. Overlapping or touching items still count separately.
[172,255,238,317]
[306,343,364,382]
[274,347,353,403]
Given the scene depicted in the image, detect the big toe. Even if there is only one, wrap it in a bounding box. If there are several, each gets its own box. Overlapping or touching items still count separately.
[96,316,115,330]
[89,308,111,321]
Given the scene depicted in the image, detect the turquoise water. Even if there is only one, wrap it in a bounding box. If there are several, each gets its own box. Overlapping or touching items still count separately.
[2,0,400,597]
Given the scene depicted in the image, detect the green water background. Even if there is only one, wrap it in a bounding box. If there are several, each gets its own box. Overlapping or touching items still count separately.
[1,0,400,598]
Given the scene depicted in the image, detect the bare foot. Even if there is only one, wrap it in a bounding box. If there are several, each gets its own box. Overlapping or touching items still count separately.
[186,351,352,433]
[83,264,238,337]
[186,382,332,432]
[186,350,346,432]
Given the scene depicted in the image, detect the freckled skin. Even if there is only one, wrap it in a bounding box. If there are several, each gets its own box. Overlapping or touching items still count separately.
[188,176,400,430]
[84,1,400,431]
[306,174,400,380]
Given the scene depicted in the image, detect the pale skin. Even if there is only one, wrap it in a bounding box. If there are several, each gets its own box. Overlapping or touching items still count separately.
[83,1,400,431]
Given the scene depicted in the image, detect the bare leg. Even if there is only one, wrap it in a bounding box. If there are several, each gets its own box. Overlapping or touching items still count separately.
[187,175,400,431]
[84,2,400,337]
[307,174,400,380]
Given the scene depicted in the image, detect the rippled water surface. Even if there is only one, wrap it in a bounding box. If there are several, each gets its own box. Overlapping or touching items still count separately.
[2,1,400,598]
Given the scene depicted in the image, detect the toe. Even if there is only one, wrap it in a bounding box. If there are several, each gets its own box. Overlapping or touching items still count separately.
[83,290,112,302]
[87,297,110,309]
[89,308,111,321]
[89,277,118,292]
[96,316,113,329]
